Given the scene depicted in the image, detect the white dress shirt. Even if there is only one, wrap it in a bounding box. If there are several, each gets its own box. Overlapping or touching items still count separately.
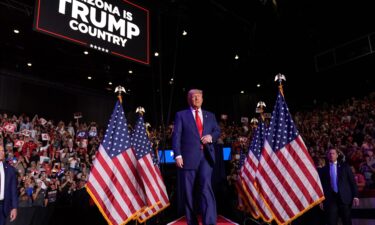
[191,107,203,125]
[0,161,5,200]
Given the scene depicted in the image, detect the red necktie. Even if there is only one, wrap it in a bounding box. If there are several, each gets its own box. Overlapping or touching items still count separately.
[195,109,203,137]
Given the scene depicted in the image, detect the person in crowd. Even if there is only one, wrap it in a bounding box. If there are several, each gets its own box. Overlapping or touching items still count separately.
[351,166,366,192]
[14,155,27,177]
[0,146,18,225]
[319,148,359,225]
[313,156,326,169]
[359,151,375,188]
[44,181,59,225]
[172,89,221,225]
[32,179,47,206]
[18,187,31,208]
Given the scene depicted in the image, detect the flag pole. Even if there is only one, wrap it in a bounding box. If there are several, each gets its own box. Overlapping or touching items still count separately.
[274,73,286,97]
[134,106,145,225]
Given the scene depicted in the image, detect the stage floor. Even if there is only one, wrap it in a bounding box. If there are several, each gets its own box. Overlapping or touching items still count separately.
[167,215,239,225]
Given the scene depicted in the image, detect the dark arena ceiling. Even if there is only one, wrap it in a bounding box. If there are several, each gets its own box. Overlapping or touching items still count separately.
[1,0,375,121]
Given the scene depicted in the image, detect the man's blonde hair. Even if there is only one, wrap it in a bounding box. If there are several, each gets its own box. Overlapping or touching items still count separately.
[187,89,203,97]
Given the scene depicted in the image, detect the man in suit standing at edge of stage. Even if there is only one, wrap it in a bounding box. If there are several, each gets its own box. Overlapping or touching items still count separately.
[319,148,360,225]
[0,145,18,225]
[172,89,221,225]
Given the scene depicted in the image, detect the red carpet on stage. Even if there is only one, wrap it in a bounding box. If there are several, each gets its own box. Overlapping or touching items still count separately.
[167,215,239,225]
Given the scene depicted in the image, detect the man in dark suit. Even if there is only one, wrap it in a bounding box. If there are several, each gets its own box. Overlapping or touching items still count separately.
[172,89,221,225]
[319,148,359,225]
[0,145,18,225]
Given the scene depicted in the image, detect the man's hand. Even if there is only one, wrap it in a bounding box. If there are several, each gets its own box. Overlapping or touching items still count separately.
[353,197,360,207]
[176,157,183,168]
[201,135,213,144]
[10,208,17,222]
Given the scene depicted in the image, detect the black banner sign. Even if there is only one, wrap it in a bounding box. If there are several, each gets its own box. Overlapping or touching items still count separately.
[34,0,149,64]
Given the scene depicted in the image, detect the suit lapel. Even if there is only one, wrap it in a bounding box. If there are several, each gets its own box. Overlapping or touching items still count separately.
[325,165,331,182]
[337,163,342,182]
[202,110,208,135]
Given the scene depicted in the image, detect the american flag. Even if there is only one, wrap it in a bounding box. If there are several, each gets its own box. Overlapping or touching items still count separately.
[256,92,324,225]
[86,101,146,225]
[235,149,260,218]
[240,121,273,222]
[132,115,170,223]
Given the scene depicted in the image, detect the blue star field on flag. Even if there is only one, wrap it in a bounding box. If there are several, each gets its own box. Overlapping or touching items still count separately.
[132,115,154,160]
[249,120,267,160]
[101,101,131,158]
[266,92,299,151]
[238,148,247,169]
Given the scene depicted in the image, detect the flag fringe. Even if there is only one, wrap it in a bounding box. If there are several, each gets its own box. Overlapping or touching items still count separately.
[86,186,146,225]
[136,202,171,223]
[240,179,274,223]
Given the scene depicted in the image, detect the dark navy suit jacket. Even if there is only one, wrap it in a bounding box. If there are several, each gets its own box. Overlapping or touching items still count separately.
[318,162,358,205]
[172,109,221,169]
[1,162,18,216]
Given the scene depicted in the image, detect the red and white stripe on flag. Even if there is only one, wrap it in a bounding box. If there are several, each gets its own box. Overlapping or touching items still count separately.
[234,177,260,219]
[257,136,324,225]
[86,145,147,225]
[240,120,273,222]
[136,166,170,223]
[135,154,169,217]
[240,152,273,222]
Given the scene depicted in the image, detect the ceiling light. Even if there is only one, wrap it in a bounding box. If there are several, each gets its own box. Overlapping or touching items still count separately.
[13,29,20,34]
[154,52,159,57]
[240,90,244,94]
[84,51,89,55]
[108,82,112,85]
[182,30,187,36]
[235,55,239,60]
[27,62,32,67]
[128,70,133,74]
[87,76,92,80]
[257,84,261,87]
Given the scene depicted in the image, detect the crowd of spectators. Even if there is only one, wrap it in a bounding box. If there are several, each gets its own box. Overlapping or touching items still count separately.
[1,93,375,224]
[296,95,375,191]
[0,115,101,224]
